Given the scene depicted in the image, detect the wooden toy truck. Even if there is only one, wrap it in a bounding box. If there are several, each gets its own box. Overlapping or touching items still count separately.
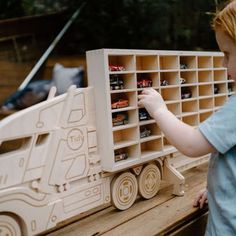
[0,49,233,236]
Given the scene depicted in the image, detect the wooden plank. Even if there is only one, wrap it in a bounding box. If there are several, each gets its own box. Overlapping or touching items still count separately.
[47,164,208,236]
[167,212,208,236]
[0,12,65,38]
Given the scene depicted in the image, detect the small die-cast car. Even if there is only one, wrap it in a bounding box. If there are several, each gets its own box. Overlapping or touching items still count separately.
[214,85,219,94]
[111,99,129,109]
[112,112,128,126]
[180,63,188,69]
[139,108,151,121]
[228,83,233,92]
[180,77,186,84]
[181,89,192,99]
[114,151,128,162]
[137,79,152,88]
[140,128,151,138]
[110,76,124,90]
[161,80,169,86]
[109,65,125,71]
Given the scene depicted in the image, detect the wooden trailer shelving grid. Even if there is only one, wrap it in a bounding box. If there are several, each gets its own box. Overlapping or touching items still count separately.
[86,49,235,172]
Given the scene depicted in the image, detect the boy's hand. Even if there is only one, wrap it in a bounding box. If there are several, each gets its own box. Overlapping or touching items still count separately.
[193,189,208,209]
[138,88,167,118]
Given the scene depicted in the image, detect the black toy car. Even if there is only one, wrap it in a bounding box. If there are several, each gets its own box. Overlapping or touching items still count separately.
[181,88,192,99]
[180,63,188,69]
[214,85,219,94]
[140,127,151,138]
[114,151,128,162]
[110,75,124,90]
[180,77,186,84]
[161,80,169,86]
[139,108,151,121]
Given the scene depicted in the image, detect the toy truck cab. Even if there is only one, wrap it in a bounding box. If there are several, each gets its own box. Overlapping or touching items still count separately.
[0,86,110,236]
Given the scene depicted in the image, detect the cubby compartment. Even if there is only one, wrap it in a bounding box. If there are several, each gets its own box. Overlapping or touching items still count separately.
[198,70,213,83]
[141,139,162,158]
[213,56,224,68]
[199,84,213,97]
[87,49,227,172]
[214,82,227,95]
[214,95,227,108]
[181,86,197,99]
[160,71,180,86]
[182,115,199,126]
[159,55,178,70]
[113,127,139,150]
[112,109,138,129]
[137,72,159,88]
[110,73,136,91]
[114,145,139,163]
[161,87,180,101]
[214,70,227,82]
[180,71,197,84]
[180,56,197,69]
[200,111,213,122]
[198,56,213,68]
[111,91,137,110]
[139,123,161,141]
[182,100,198,115]
[136,55,158,71]
[166,102,181,116]
[199,98,213,112]
[109,55,135,71]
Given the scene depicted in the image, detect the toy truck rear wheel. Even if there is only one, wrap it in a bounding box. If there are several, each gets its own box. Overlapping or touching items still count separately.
[0,214,22,236]
[137,163,161,199]
[111,172,138,210]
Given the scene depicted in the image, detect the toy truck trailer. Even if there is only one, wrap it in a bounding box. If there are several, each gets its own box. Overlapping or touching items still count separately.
[0,86,183,236]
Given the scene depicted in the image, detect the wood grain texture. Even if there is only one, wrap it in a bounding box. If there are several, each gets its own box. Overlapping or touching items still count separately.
[47,163,208,236]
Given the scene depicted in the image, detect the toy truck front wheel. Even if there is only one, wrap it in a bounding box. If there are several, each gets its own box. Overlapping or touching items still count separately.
[0,214,22,236]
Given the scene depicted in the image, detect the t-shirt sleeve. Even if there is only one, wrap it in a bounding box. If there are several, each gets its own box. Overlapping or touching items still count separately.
[199,95,236,154]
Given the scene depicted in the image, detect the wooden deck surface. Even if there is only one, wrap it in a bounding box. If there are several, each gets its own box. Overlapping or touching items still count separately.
[45,163,208,236]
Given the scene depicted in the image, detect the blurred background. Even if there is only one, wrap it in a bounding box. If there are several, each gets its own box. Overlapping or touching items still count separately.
[0,0,227,116]
[0,0,226,54]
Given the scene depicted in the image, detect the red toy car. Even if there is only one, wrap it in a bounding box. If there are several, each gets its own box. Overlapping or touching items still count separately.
[137,79,152,88]
[109,65,125,71]
[111,99,129,109]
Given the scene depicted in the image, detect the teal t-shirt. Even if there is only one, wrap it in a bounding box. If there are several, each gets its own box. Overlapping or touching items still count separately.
[199,94,236,236]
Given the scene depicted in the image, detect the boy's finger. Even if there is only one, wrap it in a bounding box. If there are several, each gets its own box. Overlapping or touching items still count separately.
[138,95,146,99]
[199,197,205,209]
[193,197,200,207]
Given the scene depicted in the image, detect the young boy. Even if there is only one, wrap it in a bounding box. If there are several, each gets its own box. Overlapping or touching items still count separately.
[138,1,236,235]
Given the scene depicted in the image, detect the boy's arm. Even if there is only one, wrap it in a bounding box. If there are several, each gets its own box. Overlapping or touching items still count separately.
[152,108,215,157]
[138,88,216,157]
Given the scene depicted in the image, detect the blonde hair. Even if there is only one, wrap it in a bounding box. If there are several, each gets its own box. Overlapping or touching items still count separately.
[213,0,236,41]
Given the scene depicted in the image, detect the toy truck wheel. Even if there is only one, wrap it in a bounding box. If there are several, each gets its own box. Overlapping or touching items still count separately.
[0,214,22,236]
[137,164,161,199]
[111,172,138,210]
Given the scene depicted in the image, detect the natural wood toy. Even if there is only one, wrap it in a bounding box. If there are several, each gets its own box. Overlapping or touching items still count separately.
[0,49,234,236]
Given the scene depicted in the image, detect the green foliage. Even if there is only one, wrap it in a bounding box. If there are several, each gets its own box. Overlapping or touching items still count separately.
[0,0,24,19]
[21,0,66,15]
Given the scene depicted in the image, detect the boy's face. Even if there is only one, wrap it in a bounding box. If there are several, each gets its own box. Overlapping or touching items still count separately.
[216,28,236,81]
